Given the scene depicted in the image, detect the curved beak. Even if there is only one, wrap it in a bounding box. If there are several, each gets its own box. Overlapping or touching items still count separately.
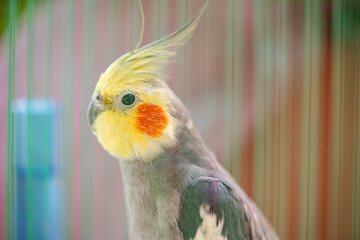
[87,100,104,131]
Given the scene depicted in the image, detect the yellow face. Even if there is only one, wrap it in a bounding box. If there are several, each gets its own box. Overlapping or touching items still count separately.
[88,77,176,161]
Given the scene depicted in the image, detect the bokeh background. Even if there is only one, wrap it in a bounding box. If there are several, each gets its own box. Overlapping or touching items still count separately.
[1,0,360,239]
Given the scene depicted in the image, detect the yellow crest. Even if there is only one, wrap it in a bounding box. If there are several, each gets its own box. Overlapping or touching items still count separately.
[95,0,209,99]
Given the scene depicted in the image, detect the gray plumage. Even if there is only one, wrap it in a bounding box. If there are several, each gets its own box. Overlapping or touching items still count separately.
[117,91,279,240]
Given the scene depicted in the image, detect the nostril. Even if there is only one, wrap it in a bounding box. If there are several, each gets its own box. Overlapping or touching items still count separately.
[95,92,102,101]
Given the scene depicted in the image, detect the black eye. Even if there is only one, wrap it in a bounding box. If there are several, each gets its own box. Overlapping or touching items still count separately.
[122,94,136,106]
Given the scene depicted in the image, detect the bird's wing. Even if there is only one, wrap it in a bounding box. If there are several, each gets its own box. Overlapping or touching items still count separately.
[178,176,252,240]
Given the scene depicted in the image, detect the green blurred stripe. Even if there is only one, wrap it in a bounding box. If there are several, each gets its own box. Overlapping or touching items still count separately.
[26,0,34,238]
[85,0,96,238]
[253,0,264,211]
[300,0,321,239]
[63,0,75,238]
[184,0,191,107]
[106,0,116,237]
[175,0,186,100]
[44,3,54,237]
[231,0,242,183]
[222,0,234,172]
[278,0,288,237]
[337,0,345,238]
[45,0,53,98]
[329,0,342,238]
[6,0,17,239]
[353,9,360,238]
[151,0,159,39]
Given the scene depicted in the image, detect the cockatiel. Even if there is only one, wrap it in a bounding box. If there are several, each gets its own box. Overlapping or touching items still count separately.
[87,1,279,239]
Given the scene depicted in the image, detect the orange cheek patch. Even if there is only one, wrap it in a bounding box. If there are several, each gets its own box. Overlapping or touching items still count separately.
[136,103,168,138]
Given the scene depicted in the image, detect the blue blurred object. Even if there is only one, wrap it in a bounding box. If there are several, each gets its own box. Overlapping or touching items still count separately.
[13,99,61,240]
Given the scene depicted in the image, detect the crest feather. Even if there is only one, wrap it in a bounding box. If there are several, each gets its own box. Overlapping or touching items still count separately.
[96,0,209,96]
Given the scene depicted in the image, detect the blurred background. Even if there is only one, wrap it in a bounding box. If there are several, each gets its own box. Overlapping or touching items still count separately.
[1,0,360,239]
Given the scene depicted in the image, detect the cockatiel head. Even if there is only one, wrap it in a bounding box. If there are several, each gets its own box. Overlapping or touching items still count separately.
[88,1,208,161]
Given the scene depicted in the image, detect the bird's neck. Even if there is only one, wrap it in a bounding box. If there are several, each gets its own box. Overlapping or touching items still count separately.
[120,150,185,239]
[119,122,216,239]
